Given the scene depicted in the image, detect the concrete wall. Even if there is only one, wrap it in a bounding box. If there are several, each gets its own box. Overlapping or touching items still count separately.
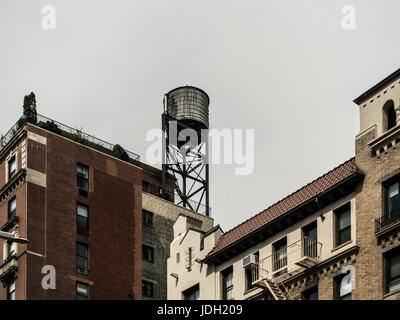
[142,192,213,300]
[168,194,358,300]
[357,74,400,137]
[167,215,221,300]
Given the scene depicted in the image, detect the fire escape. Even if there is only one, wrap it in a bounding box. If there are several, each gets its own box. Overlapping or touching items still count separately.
[251,237,322,300]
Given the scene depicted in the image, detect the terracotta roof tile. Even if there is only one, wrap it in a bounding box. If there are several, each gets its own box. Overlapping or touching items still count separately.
[206,157,359,258]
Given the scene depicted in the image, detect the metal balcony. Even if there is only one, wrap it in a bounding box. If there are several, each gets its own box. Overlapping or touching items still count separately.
[251,237,322,286]
[375,214,400,237]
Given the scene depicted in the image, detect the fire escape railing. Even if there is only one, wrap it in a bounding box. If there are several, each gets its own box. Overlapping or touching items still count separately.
[252,237,322,284]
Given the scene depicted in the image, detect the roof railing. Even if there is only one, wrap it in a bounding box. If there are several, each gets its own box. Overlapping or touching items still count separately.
[0,114,140,162]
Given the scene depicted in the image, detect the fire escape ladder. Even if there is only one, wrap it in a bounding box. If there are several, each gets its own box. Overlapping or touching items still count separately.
[265,279,292,300]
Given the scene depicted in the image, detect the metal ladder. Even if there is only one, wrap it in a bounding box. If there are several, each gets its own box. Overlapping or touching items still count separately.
[265,279,293,300]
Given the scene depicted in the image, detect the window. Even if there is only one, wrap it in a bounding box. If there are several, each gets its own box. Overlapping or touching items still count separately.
[245,252,259,291]
[386,181,400,220]
[386,250,400,293]
[335,203,351,246]
[142,281,154,297]
[222,266,233,300]
[272,238,287,272]
[8,156,16,180]
[142,181,149,193]
[76,243,88,269]
[76,282,88,300]
[183,284,200,300]
[77,204,89,230]
[142,210,153,226]
[142,245,154,263]
[176,253,180,263]
[8,196,16,219]
[77,164,89,192]
[7,240,17,257]
[303,286,318,300]
[383,100,397,132]
[335,272,352,300]
[302,221,318,258]
[7,281,15,300]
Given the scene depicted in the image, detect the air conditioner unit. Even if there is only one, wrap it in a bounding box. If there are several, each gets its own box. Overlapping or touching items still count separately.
[242,254,258,268]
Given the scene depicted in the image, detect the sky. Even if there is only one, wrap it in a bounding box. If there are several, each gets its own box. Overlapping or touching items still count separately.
[0,0,399,231]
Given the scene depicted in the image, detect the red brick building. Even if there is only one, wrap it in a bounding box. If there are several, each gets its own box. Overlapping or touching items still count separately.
[0,114,176,300]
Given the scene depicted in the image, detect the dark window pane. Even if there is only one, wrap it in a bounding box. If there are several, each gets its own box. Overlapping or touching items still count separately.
[142,210,153,225]
[303,287,318,300]
[77,243,88,268]
[222,267,233,300]
[390,254,400,278]
[339,210,351,230]
[77,164,89,191]
[8,156,16,179]
[336,204,351,246]
[77,204,89,229]
[76,282,88,300]
[184,284,199,300]
[142,181,149,192]
[77,216,88,229]
[389,253,400,292]
[8,197,16,218]
[273,238,287,271]
[339,226,351,245]
[77,257,88,269]
[142,281,154,297]
[388,183,400,218]
[388,106,397,130]
[142,245,154,263]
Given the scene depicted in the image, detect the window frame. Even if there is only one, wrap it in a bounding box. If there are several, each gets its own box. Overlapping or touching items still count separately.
[142,181,149,193]
[385,179,400,220]
[142,210,153,226]
[272,237,287,272]
[142,280,154,298]
[76,282,88,300]
[385,249,400,294]
[7,240,17,258]
[302,286,319,300]
[245,252,259,292]
[8,155,16,180]
[142,245,154,263]
[183,284,200,300]
[335,203,351,247]
[334,272,352,300]
[221,266,234,300]
[8,196,16,219]
[77,163,89,192]
[76,242,89,269]
[77,203,89,230]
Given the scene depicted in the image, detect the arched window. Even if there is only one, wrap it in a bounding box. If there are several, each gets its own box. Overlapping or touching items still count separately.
[383,100,397,132]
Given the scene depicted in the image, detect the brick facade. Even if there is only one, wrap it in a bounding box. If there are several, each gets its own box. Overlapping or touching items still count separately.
[0,123,172,300]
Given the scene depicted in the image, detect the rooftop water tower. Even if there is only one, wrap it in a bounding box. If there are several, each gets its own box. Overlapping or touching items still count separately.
[161,86,210,216]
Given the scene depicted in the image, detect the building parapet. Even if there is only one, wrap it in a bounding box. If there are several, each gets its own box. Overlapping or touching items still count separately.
[0,114,140,162]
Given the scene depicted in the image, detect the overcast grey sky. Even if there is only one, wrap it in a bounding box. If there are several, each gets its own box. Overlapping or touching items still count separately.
[0,0,399,231]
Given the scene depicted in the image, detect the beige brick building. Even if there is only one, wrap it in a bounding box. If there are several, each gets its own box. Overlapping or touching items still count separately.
[167,68,400,300]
